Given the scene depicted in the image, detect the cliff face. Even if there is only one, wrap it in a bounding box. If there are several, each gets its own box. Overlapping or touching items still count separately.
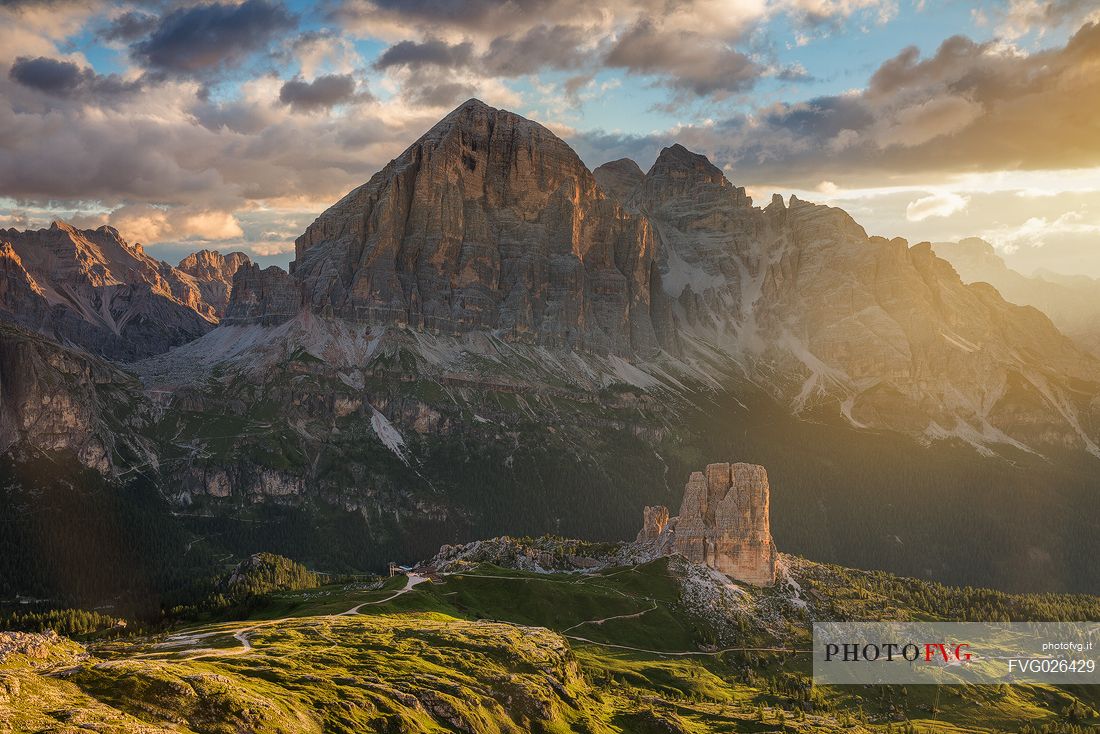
[0,322,154,473]
[592,158,645,204]
[0,223,221,361]
[237,99,671,356]
[639,462,776,586]
[222,264,300,325]
[177,250,252,317]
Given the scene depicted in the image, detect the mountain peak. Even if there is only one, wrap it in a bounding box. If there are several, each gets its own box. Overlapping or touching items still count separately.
[593,158,644,203]
[49,220,78,234]
[957,236,997,255]
[648,144,729,187]
[429,97,551,140]
[283,94,663,355]
[453,97,493,112]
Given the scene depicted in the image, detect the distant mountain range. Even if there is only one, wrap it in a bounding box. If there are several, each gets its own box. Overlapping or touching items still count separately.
[1,99,1098,595]
[933,237,1100,357]
[0,222,249,360]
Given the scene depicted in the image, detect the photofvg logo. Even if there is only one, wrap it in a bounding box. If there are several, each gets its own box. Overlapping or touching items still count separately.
[824,640,971,664]
[813,622,1099,685]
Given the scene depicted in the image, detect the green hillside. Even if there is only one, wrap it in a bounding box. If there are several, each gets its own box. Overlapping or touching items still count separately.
[3,552,1097,733]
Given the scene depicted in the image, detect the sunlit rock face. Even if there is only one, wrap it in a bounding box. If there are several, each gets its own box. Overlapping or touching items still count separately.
[641,462,776,586]
[236,98,673,356]
[217,98,1100,456]
[0,222,226,360]
[177,250,252,318]
[636,504,669,543]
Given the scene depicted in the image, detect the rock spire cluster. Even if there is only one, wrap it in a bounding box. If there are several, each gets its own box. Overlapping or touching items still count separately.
[639,462,776,586]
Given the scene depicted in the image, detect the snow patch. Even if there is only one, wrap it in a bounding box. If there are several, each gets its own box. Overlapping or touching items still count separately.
[370,408,408,464]
[941,330,978,353]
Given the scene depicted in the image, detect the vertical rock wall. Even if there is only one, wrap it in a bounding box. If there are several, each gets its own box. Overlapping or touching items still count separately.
[639,462,776,586]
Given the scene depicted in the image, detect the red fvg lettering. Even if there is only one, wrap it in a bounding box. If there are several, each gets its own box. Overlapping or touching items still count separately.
[923,643,971,662]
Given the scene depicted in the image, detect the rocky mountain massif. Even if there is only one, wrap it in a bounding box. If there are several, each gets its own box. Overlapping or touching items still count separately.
[223,100,1100,458]
[247,99,669,355]
[0,223,249,360]
[637,462,776,586]
[2,99,1100,596]
[934,237,1100,357]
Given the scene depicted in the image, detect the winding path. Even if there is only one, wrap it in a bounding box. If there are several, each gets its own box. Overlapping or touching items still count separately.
[337,574,428,615]
[162,574,429,659]
[560,601,658,633]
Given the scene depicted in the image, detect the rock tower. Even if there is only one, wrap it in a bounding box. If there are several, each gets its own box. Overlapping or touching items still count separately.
[638,462,776,586]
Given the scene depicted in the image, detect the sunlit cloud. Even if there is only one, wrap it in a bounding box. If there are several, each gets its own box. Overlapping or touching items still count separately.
[980,211,1100,254]
[906,192,970,221]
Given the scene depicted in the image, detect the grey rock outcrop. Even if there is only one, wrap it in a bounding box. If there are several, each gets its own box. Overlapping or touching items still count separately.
[640,462,776,586]
[593,158,644,204]
[223,264,300,325]
[0,321,154,473]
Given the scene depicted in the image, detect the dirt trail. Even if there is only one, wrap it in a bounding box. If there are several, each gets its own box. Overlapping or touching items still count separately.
[337,574,428,615]
[162,574,429,658]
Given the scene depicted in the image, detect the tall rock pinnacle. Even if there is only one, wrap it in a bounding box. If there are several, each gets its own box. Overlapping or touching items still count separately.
[638,462,777,586]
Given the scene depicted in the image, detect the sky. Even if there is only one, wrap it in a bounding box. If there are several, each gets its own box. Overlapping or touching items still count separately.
[1,0,1099,276]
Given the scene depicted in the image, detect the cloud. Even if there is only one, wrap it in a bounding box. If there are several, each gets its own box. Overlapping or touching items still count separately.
[481,24,588,75]
[76,204,245,244]
[246,240,296,256]
[0,211,32,229]
[373,38,475,70]
[981,210,1100,251]
[994,0,1099,40]
[349,1,777,103]
[905,192,970,221]
[572,21,1100,187]
[132,0,296,78]
[290,31,362,78]
[97,10,157,43]
[279,74,365,112]
[9,55,142,98]
[373,25,587,77]
[605,19,761,96]
[782,0,895,28]
[9,56,86,93]
[871,95,984,148]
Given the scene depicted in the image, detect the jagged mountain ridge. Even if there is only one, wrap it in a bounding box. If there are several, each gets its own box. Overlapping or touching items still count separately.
[933,237,1100,357]
[0,223,248,361]
[613,146,1100,456]
[222,99,1100,457]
